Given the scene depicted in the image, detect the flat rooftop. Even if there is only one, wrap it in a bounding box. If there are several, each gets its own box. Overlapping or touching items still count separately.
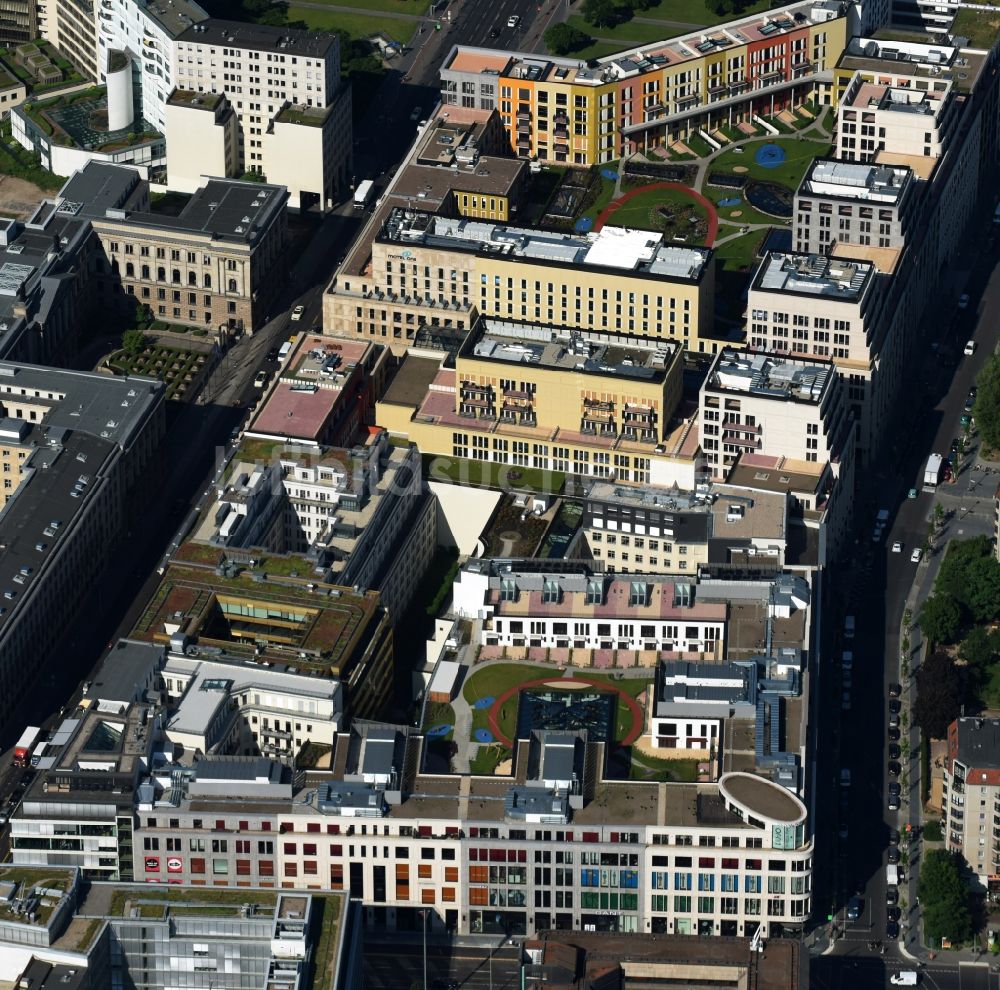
[177,18,338,58]
[753,251,874,300]
[706,349,835,403]
[132,552,381,672]
[799,158,910,204]
[838,37,986,92]
[527,930,800,990]
[248,336,370,443]
[381,353,442,408]
[167,88,225,112]
[112,178,286,243]
[462,318,678,382]
[586,480,786,542]
[139,0,208,39]
[381,209,710,281]
[443,0,846,84]
[55,161,146,219]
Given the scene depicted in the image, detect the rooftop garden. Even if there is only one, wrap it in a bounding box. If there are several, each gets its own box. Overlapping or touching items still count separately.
[951,7,1000,51]
[276,104,329,127]
[108,334,208,402]
[106,886,279,919]
[0,40,83,94]
[423,453,565,495]
[0,119,62,190]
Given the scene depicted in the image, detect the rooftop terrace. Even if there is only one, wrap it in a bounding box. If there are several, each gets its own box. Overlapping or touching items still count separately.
[381,209,710,281]
[800,158,910,203]
[132,553,381,674]
[753,251,874,300]
[706,349,834,403]
[462,318,678,381]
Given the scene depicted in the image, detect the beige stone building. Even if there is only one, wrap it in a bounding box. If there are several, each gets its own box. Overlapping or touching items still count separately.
[581,480,789,576]
[376,315,703,490]
[326,210,716,357]
[164,90,240,192]
[60,162,289,333]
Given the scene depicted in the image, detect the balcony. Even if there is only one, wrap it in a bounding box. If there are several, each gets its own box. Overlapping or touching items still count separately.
[516,109,532,121]
[503,387,533,400]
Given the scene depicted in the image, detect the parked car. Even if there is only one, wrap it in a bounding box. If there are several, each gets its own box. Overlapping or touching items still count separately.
[507,13,520,26]
[965,339,977,356]
[253,371,267,388]
[291,305,305,321]
[888,744,901,760]
[886,905,901,922]
[266,347,279,362]
[847,896,863,921]
[886,920,900,940]
[889,683,902,698]
[888,781,901,797]
[888,725,900,741]
[891,541,903,553]
[886,887,899,905]
[888,828,900,844]
[888,699,901,714]
[907,487,918,499]
[911,548,923,564]
[888,845,900,863]
[958,293,970,309]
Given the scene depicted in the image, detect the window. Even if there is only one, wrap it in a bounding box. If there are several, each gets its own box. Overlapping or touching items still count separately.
[212,859,228,875]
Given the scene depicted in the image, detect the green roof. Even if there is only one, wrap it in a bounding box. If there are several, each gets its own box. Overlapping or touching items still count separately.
[952,7,1000,50]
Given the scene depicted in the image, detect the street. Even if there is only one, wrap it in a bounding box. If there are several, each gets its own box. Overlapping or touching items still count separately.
[810,194,1000,990]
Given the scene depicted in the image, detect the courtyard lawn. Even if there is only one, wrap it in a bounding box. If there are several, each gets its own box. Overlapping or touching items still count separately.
[629,751,701,782]
[462,664,555,706]
[605,186,710,243]
[471,744,511,775]
[710,136,831,191]
[286,5,413,42]
[423,453,565,494]
[576,170,619,225]
[712,229,768,273]
[566,14,686,45]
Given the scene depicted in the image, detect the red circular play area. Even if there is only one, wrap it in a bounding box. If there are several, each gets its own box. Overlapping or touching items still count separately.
[487,675,645,748]
[594,181,720,246]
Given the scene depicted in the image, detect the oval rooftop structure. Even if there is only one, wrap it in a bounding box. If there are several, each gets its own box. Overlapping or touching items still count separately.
[719,771,807,827]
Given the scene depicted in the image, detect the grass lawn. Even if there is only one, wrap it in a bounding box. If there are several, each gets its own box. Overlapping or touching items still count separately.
[569,40,627,60]
[951,7,1000,53]
[583,673,652,700]
[606,185,709,243]
[978,664,1000,710]
[471,744,511,775]
[422,701,456,733]
[629,751,700,782]
[424,453,565,494]
[577,171,619,224]
[638,0,771,24]
[710,136,830,191]
[462,663,555,706]
[712,229,767,272]
[567,14,681,45]
[291,0,420,11]
[287,6,413,41]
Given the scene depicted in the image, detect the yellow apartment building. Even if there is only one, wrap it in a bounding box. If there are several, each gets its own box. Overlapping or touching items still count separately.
[438,0,851,165]
[325,209,717,356]
[376,316,703,489]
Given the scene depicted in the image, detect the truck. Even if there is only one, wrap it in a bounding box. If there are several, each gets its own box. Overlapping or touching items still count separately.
[13,726,41,767]
[923,453,944,492]
[353,179,374,210]
[886,864,899,886]
[890,972,918,986]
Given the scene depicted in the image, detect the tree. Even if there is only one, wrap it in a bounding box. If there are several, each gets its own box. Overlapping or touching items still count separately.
[974,351,1000,451]
[581,0,624,28]
[918,849,973,945]
[919,594,963,646]
[966,556,1000,623]
[959,625,1000,685]
[913,650,962,739]
[544,23,594,55]
[121,328,147,358]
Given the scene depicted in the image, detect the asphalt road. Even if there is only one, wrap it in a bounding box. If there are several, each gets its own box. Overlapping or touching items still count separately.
[810,200,1000,990]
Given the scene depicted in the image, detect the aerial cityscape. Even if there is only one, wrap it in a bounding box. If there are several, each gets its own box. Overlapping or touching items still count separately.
[0,0,995,986]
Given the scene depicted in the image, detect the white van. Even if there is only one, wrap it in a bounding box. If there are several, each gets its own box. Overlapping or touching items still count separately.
[890,973,918,986]
[278,340,292,362]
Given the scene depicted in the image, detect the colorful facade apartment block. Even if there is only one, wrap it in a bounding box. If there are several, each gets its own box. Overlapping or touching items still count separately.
[439,0,852,164]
